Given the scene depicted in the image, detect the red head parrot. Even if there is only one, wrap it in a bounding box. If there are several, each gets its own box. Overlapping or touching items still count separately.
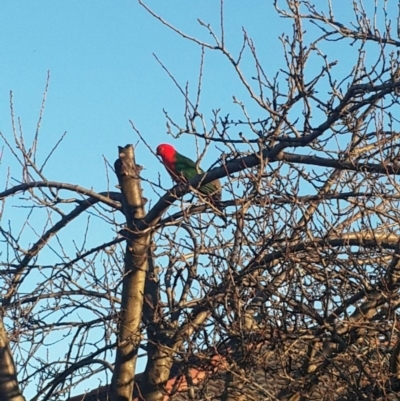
[156,143,221,202]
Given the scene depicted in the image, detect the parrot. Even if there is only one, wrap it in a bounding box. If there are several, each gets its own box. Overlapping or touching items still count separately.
[156,143,222,202]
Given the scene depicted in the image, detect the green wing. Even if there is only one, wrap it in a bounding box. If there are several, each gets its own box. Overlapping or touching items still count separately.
[175,153,202,179]
[175,152,221,199]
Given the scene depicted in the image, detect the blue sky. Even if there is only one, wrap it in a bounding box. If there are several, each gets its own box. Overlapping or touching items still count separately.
[0,0,384,188]
[1,0,399,399]
[0,0,284,189]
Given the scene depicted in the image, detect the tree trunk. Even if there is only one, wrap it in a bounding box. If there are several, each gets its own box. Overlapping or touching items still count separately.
[0,314,25,401]
[111,145,151,401]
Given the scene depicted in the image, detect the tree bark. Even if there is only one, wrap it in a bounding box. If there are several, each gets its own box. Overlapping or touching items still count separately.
[0,313,25,401]
[111,145,151,401]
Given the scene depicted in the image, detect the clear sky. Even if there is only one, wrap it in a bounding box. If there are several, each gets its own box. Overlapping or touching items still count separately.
[0,1,387,189]
[1,0,398,398]
[0,0,283,190]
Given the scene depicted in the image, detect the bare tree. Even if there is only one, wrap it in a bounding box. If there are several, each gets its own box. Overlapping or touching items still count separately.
[2,1,400,400]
